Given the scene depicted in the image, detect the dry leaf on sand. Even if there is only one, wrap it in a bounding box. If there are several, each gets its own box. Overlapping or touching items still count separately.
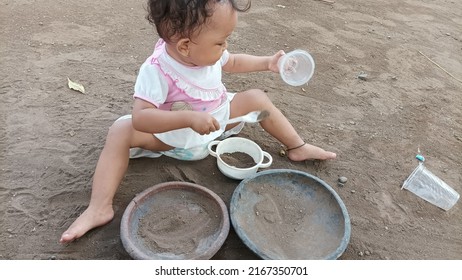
[67,77,85,93]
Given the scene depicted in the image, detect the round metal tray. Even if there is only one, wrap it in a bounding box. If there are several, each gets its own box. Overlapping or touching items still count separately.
[230,169,350,259]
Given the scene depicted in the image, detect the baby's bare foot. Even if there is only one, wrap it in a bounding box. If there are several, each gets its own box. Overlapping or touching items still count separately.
[287,143,337,161]
[59,206,114,244]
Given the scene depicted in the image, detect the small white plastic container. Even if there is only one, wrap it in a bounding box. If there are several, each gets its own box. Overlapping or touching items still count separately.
[278,49,315,86]
[208,137,272,180]
[402,163,460,211]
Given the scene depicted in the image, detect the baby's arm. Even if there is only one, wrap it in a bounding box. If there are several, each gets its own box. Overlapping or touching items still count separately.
[222,50,285,73]
[131,98,220,135]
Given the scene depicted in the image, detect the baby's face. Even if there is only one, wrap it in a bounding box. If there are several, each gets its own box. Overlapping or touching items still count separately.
[187,3,237,66]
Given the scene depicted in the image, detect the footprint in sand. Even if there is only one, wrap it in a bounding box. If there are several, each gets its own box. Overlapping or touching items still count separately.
[254,194,282,224]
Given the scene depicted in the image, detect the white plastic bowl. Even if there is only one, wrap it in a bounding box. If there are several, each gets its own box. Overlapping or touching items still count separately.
[208,137,272,180]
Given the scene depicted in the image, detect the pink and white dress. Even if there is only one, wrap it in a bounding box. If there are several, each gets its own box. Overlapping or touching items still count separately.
[123,39,241,160]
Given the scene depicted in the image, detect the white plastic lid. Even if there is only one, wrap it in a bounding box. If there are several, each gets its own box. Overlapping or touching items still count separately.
[278,50,315,86]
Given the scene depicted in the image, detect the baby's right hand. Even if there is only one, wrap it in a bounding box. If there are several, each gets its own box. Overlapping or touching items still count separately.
[190,112,220,135]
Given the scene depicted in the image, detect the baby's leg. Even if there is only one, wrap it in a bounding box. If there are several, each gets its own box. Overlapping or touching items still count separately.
[59,118,170,243]
[228,89,336,161]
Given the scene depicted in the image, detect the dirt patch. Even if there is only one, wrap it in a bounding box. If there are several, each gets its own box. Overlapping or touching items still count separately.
[220,152,257,169]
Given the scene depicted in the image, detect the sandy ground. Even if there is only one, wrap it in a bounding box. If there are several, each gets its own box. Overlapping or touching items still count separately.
[1,0,461,260]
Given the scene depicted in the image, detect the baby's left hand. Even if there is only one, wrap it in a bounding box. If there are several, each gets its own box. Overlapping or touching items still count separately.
[268,50,285,73]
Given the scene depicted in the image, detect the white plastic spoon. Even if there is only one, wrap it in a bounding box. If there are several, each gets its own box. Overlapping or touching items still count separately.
[224,110,270,125]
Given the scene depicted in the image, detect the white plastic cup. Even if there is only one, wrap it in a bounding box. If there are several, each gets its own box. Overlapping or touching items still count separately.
[402,163,460,211]
[278,49,315,86]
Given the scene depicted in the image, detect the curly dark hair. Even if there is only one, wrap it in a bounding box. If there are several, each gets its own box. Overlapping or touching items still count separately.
[146,0,251,43]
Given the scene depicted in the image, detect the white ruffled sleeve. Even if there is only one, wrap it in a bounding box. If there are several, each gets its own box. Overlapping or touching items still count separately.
[133,62,169,107]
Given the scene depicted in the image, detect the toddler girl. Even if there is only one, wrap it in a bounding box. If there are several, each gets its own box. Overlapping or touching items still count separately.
[60,0,336,244]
